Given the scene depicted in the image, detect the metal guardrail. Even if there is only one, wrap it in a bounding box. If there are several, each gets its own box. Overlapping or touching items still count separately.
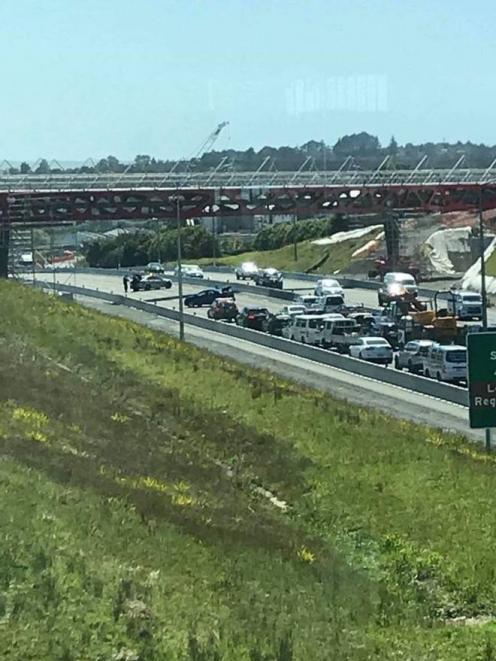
[32,280,468,408]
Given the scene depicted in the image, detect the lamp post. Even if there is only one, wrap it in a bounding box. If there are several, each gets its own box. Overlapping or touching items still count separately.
[479,185,491,451]
[153,217,161,264]
[170,194,185,340]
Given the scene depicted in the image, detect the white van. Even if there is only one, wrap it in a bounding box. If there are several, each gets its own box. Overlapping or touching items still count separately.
[423,344,467,383]
[446,291,483,320]
[318,317,359,352]
[316,293,345,313]
[283,314,329,345]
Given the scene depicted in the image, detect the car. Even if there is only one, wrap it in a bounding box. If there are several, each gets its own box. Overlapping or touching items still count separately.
[316,293,346,314]
[394,339,435,372]
[254,267,283,289]
[349,337,393,365]
[145,261,165,274]
[378,272,418,306]
[262,313,292,336]
[207,298,239,321]
[130,274,172,291]
[174,264,205,279]
[184,287,234,307]
[314,278,344,297]
[234,261,259,280]
[296,295,321,311]
[280,304,307,318]
[236,306,270,330]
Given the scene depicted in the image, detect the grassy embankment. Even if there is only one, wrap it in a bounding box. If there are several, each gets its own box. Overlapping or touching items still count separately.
[198,229,377,274]
[2,281,496,658]
[485,248,496,277]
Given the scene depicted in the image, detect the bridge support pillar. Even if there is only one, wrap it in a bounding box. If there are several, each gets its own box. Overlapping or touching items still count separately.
[0,223,9,278]
[384,214,400,270]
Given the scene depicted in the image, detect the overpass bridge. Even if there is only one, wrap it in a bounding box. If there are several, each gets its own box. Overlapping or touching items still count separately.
[0,168,496,225]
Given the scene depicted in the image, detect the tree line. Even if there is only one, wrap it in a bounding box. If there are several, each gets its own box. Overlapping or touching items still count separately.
[8,132,496,175]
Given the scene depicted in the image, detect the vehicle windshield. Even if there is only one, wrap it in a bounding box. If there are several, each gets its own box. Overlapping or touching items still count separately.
[462,295,481,302]
[446,350,467,363]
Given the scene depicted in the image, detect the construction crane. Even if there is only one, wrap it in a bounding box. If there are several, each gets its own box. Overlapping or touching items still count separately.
[190,121,229,161]
[167,121,229,176]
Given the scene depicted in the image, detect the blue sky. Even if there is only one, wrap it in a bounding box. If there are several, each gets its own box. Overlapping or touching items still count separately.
[1,0,494,161]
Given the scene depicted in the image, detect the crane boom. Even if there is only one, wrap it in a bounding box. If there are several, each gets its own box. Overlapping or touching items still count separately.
[167,121,229,176]
[190,121,229,161]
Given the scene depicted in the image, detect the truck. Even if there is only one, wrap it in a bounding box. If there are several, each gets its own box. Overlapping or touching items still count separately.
[318,317,361,352]
[381,291,463,346]
[446,290,483,321]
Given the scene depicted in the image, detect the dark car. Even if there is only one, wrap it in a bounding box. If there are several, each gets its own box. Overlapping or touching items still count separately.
[145,261,165,274]
[262,313,291,336]
[254,267,283,289]
[236,306,270,330]
[130,274,172,291]
[207,298,239,321]
[184,287,234,308]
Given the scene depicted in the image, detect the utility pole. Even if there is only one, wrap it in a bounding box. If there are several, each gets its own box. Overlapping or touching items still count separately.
[479,185,491,451]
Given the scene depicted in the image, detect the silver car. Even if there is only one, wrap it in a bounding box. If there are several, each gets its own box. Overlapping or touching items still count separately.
[394,340,434,372]
[234,261,259,280]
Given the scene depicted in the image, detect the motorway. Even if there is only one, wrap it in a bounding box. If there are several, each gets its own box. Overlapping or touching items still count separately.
[37,269,382,317]
[27,269,483,443]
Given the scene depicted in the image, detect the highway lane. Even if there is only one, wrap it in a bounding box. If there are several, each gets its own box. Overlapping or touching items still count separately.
[66,292,480,442]
[34,270,381,316]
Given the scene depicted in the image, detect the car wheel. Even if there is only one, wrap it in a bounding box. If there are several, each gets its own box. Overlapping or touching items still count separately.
[166,281,172,289]
[436,372,442,381]
[425,369,431,378]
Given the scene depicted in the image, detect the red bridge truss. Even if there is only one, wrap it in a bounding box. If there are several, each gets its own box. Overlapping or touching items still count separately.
[1,181,496,224]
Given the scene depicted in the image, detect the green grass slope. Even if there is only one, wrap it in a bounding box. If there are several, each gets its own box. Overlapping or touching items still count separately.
[0,282,496,658]
[200,229,377,274]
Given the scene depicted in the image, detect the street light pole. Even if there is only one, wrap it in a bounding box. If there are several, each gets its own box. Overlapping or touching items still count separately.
[479,186,488,329]
[479,185,491,451]
[293,213,298,262]
[172,195,185,341]
[155,217,161,264]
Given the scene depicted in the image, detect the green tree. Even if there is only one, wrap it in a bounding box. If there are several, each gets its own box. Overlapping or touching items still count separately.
[35,159,51,174]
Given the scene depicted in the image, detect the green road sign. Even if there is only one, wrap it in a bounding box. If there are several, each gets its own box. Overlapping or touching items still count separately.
[467,332,496,429]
